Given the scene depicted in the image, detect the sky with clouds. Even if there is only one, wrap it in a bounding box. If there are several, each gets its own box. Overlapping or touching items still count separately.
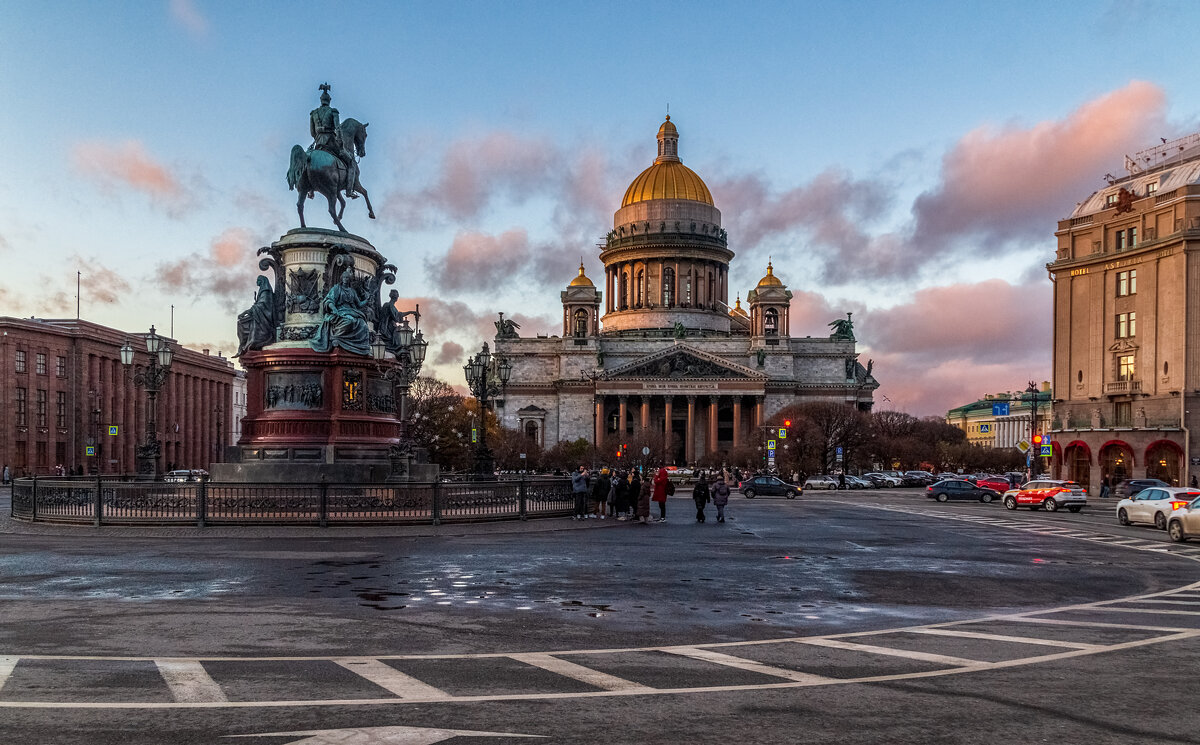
[3,1,1199,415]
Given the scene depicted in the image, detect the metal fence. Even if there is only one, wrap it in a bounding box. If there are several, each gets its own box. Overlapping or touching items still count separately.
[10,476,574,527]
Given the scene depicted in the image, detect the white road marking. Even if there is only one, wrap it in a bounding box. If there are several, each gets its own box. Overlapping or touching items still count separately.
[1131,598,1200,605]
[508,653,653,692]
[795,638,982,667]
[906,628,1101,650]
[0,657,16,693]
[1008,617,1190,632]
[334,659,447,700]
[664,647,835,684]
[1092,607,1200,615]
[155,660,228,703]
[223,725,545,743]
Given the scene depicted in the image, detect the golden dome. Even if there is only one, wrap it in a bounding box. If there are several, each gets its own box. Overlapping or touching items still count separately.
[568,262,594,287]
[756,260,784,288]
[730,294,749,317]
[620,116,714,208]
[621,161,714,207]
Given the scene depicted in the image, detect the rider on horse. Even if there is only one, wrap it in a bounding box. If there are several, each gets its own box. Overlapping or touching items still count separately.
[309,83,358,199]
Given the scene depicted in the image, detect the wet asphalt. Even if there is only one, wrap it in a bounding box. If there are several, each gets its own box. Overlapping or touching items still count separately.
[1,487,1198,743]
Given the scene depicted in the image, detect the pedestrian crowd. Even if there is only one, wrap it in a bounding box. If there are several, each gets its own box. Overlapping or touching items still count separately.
[570,465,743,525]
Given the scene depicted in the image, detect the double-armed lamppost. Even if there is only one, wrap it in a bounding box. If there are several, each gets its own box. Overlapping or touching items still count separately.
[371,315,428,470]
[580,367,607,469]
[463,342,511,478]
[120,325,174,480]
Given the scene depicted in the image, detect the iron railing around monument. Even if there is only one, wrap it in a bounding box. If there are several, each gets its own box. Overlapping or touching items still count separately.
[10,476,573,527]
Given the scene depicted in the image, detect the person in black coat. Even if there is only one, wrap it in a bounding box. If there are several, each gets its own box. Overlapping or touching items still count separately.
[692,474,710,522]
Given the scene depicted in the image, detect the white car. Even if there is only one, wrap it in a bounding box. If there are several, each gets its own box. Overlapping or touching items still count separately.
[1167,495,1200,542]
[163,469,208,483]
[1117,486,1200,530]
[804,475,839,490]
[863,472,901,487]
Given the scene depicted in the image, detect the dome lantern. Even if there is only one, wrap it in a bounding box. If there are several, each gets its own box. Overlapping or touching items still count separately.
[656,115,680,163]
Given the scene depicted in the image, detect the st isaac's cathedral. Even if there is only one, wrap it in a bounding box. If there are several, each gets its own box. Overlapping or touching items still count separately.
[495,117,877,465]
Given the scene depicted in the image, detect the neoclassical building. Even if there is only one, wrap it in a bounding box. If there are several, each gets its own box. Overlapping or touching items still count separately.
[1048,132,1200,489]
[495,117,877,465]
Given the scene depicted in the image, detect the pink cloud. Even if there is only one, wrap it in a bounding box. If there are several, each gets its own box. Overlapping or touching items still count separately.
[425,229,532,292]
[156,227,265,310]
[72,139,192,215]
[434,341,464,365]
[77,258,133,305]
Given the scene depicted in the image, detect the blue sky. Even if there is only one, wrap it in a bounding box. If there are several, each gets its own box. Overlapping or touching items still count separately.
[2,1,1198,414]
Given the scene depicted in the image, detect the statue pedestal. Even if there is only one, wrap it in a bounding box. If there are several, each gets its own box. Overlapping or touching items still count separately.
[211,228,407,484]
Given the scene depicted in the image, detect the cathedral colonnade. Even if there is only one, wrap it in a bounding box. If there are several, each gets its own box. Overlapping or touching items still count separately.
[592,390,766,465]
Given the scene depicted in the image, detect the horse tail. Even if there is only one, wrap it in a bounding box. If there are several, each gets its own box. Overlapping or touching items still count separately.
[287,145,306,191]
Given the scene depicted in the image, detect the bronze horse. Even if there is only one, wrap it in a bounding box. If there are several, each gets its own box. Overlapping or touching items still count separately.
[287,118,375,232]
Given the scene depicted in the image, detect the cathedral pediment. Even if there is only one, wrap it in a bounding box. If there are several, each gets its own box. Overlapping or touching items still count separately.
[605,345,765,380]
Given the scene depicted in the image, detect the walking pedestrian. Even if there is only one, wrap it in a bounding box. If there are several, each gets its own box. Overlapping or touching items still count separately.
[592,468,611,520]
[571,465,589,520]
[1191,474,1198,489]
[1,464,8,484]
[711,474,730,523]
[692,473,710,522]
[1099,474,1111,499]
[626,469,641,520]
[606,470,618,517]
[652,466,670,522]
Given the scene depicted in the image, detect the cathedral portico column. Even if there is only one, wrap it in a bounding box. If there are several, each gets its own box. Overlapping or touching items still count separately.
[754,397,763,429]
[663,397,673,457]
[618,396,628,437]
[640,396,650,431]
[707,395,719,454]
[685,396,696,464]
[732,397,742,448]
[594,396,604,447]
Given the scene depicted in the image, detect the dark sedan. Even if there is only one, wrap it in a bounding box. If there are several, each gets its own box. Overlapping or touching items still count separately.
[927,479,1001,503]
[741,475,802,499]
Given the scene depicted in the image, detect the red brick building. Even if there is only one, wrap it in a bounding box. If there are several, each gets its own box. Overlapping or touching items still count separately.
[0,317,235,476]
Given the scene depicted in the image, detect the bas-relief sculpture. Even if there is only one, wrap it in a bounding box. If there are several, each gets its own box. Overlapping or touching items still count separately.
[234,276,277,357]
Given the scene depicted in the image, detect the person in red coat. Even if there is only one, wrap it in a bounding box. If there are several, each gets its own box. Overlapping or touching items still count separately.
[651,466,670,523]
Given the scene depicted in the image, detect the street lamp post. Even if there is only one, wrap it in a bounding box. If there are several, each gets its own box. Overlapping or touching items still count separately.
[1025,380,1041,476]
[213,404,223,464]
[120,325,174,480]
[371,312,429,479]
[463,342,511,479]
[580,367,606,469]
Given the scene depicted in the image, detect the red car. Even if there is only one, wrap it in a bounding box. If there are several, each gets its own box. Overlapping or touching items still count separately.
[1004,480,1088,512]
[975,475,1012,492]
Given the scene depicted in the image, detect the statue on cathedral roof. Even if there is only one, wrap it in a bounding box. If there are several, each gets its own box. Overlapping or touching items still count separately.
[828,312,855,341]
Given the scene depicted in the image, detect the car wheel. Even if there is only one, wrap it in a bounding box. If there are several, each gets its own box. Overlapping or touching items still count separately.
[1044,498,1058,512]
[1168,520,1186,543]
[935,493,949,502]
[1155,512,1167,530]
[786,492,796,500]
[1067,506,1082,513]
[743,489,755,499]
[1117,508,1130,526]
[1004,497,1017,510]
[979,492,994,503]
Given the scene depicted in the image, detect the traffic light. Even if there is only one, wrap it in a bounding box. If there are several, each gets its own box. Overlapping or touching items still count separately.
[616,449,622,458]
[1032,434,1043,446]
[784,420,791,427]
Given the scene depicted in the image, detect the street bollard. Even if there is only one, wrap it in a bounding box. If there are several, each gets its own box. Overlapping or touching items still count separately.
[432,481,441,525]
[197,476,207,528]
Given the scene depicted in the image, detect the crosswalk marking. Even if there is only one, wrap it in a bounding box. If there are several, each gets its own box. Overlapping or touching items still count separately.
[154,660,228,703]
[334,659,447,700]
[508,653,653,692]
[1133,598,1200,605]
[795,638,982,667]
[0,657,16,694]
[1094,606,1200,615]
[906,628,1100,650]
[1009,616,1190,632]
[664,647,834,684]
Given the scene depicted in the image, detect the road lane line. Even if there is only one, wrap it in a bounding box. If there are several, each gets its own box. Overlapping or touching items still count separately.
[795,638,981,667]
[907,628,1101,650]
[664,647,835,684]
[508,653,653,692]
[1131,598,1200,605]
[0,657,16,693]
[333,659,447,700]
[1091,607,1200,615]
[1008,617,1191,631]
[154,660,227,703]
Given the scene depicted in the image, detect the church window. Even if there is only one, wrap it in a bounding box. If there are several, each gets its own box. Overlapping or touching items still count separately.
[524,420,539,444]
[683,274,692,307]
[636,270,644,307]
[619,272,629,310]
[708,274,715,309]
[764,308,779,336]
[573,308,589,337]
[662,268,675,307]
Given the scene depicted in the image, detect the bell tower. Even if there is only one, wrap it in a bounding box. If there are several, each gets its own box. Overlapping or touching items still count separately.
[562,262,601,338]
[747,260,792,343]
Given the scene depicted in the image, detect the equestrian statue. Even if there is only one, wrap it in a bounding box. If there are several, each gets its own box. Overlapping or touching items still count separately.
[287,83,376,232]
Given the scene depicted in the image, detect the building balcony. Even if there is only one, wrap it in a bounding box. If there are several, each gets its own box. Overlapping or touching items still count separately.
[1104,380,1142,395]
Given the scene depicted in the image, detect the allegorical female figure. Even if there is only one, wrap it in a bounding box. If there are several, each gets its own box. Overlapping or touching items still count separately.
[234,276,277,357]
[311,268,372,355]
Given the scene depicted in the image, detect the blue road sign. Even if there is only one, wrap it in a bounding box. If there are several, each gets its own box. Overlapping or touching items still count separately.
[980,424,990,433]
[1039,444,1052,457]
[992,402,1010,416]
[767,440,777,451]
[85,446,95,456]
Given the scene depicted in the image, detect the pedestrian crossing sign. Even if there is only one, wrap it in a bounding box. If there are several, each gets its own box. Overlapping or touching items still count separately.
[1039,444,1052,457]
[108,425,118,436]
[767,440,776,451]
[85,446,95,456]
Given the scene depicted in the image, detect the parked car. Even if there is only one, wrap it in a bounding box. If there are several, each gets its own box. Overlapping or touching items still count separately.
[905,471,938,486]
[975,475,1012,493]
[163,469,208,483]
[860,474,890,488]
[1117,486,1200,530]
[804,475,839,490]
[1112,478,1169,501]
[844,475,876,489]
[927,479,1001,503]
[1003,480,1087,512]
[1167,494,1200,542]
[863,472,900,487]
[740,475,802,499]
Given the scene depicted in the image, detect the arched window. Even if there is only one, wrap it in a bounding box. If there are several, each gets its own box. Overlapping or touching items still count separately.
[524,420,539,445]
[764,307,779,336]
[708,273,715,309]
[619,272,629,310]
[682,273,692,307]
[573,308,588,337]
[662,267,675,307]
[636,269,644,307]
